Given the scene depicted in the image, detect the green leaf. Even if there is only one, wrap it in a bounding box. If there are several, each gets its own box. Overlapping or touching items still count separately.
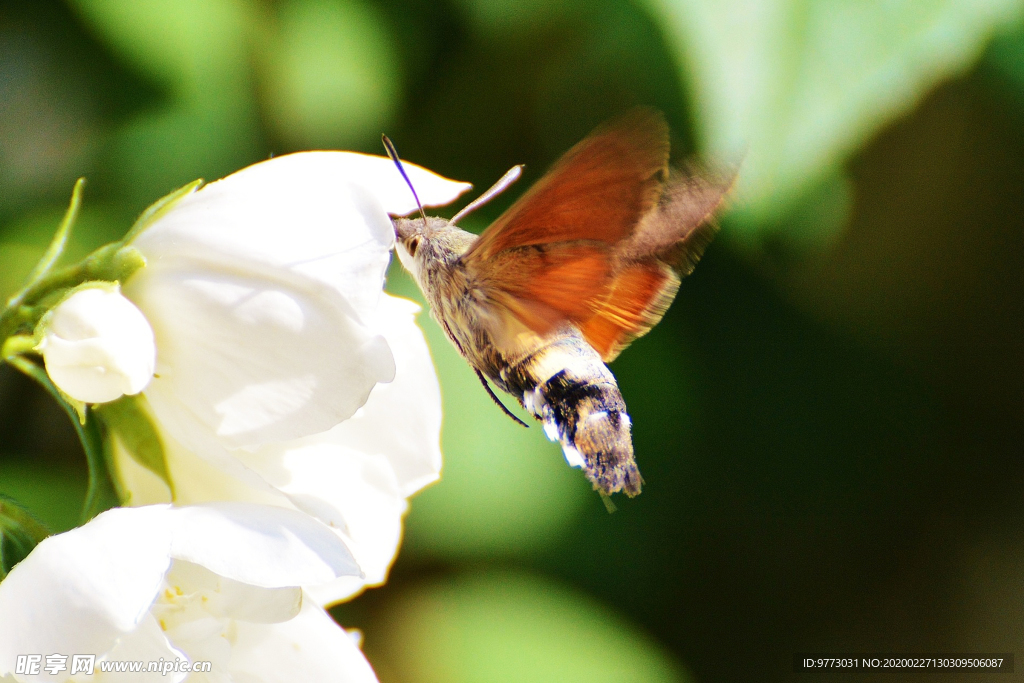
[0,495,51,580]
[644,0,1024,246]
[732,165,855,257]
[94,396,172,496]
[985,18,1024,107]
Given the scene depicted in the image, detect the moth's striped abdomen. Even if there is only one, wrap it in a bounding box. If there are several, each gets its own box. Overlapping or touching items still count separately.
[505,333,642,497]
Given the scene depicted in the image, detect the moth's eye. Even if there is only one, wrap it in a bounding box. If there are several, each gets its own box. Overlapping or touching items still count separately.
[406,235,422,257]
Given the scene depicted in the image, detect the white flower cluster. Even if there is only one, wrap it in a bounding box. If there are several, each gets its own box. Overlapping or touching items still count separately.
[0,153,470,681]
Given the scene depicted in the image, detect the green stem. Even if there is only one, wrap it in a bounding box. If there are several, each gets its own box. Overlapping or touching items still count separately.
[6,357,120,522]
[78,410,120,522]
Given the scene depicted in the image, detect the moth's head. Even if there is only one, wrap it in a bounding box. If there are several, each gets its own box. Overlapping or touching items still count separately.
[393,216,466,280]
[392,160,524,281]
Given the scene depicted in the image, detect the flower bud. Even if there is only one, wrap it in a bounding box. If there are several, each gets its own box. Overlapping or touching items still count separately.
[40,286,157,403]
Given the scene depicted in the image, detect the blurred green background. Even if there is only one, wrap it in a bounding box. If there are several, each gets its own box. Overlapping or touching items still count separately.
[2,0,1024,680]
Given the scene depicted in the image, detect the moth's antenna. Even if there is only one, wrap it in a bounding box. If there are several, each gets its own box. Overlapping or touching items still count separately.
[382,134,428,225]
[449,165,523,225]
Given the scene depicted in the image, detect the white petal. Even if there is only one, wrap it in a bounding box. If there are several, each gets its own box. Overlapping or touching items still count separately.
[112,429,174,505]
[304,575,379,611]
[114,295,442,603]
[120,433,391,605]
[216,582,303,624]
[164,560,303,624]
[226,600,379,683]
[166,503,360,587]
[250,445,406,605]
[117,414,370,602]
[0,504,371,683]
[114,413,293,510]
[347,152,474,216]
[132,151,469,323]
[100,614,189,683]
[125,262,395,450]
[0,506,173,674]
[40,286,156,403]
[234,295,441,603]
[326,294,443,496]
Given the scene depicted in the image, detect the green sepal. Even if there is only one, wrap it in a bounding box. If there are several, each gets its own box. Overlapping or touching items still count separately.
[0,494,51,580]
[0,179,198,343]
[107,245,147,281]
[25,178,85,287]
[94,395,173,497]
[0,179,86,341]
[1,334,37,361]
[76,243,148,286]
[0,251,142,344]
[122,179,203,244]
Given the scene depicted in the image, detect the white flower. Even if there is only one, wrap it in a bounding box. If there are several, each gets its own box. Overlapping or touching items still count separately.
[108,152,463,602]
[115,294,443,603]
[124,151,467,450]
[38,286,156,404]
[0,504,376,683]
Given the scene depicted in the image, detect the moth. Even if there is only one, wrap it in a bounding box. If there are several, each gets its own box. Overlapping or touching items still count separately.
[387,109,732,497]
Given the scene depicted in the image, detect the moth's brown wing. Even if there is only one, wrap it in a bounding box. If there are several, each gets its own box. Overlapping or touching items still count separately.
[468,109,668,260]
[580,166,735,361]
[463,108,670,335]
[614,165,734,272]
[484,241,613,334]
[580,262,680,362]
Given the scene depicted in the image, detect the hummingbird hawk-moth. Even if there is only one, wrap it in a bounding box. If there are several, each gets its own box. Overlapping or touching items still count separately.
[386,109,732,497]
